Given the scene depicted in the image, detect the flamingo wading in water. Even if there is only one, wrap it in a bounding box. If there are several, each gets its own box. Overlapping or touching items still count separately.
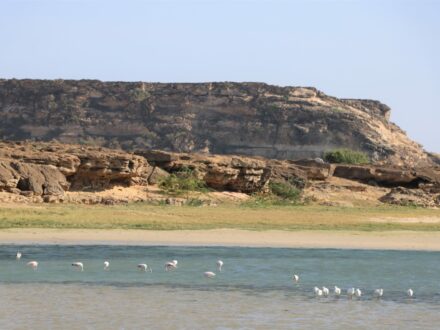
[314,287,323,297]
[204,271,216,278]
[16,252,22,260]
[373,289,384,298]
[216,260,223,272]
[104,261,110,271]
[138,264,152,272]
[26,261,38,270]
[347,288,355,299]
[165,260,178,271]
[72,262,84,271]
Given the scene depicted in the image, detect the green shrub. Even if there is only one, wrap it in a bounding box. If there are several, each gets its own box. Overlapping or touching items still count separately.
[242,181,302,208]
[185,198,205,207]
[159,168,207,195]
[269,181,301,201]
[324,149,370,164]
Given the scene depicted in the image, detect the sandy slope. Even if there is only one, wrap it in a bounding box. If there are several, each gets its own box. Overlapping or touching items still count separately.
[2,228,440,251]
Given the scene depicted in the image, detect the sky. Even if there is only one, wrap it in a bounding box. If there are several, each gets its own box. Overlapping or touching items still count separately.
[0,0,439,152]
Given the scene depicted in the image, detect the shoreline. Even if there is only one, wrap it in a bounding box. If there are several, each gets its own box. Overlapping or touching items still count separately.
[2,228,440,251]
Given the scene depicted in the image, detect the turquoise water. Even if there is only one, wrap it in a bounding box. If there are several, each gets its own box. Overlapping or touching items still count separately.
[1,245,439,329]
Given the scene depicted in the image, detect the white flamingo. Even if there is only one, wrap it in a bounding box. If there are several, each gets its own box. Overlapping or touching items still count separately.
[334,286,341,296]
[355,288,362,298]
[165,260,178,271]
[347,287,355,299]
[72,262,84,271]
[314,287,323,297]
[373,288,384,298]
[204,271,216,278]
[292,274,299,283]
[138,263,152,272]
[104,261,110,271]
[216,260,223,272]
[16,252,22,260]
[322,286,329,296]
[407,288,414,297]
[26,261,38,270]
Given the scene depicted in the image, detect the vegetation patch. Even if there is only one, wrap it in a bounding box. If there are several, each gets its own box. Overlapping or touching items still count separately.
[0,203,439,231]
[242,180,302,208]
[324,148,370,164]
[159,167,208,196]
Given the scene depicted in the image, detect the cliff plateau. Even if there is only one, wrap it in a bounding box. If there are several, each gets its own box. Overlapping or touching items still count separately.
[0,79,431,166]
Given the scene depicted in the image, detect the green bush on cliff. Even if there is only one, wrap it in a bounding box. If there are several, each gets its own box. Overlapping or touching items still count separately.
[159,168,207,195]
[324,149,370,164]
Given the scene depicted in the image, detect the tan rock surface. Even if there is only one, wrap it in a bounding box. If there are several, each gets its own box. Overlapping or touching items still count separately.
[0,79,433,167]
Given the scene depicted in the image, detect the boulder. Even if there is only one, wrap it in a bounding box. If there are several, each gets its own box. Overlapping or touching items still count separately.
[289,159,335,180]
[332,164,440,189]
[333,165,418,187]
[147,166,170,185]
[380,187,440,208]
[267,160,307,188]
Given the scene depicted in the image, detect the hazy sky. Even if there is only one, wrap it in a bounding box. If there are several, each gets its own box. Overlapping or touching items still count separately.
[1,0,438,151]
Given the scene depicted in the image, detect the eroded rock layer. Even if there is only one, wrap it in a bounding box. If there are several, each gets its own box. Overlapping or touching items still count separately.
[0,141,438,207]
[0,141,152,202]
[0,79,431,166]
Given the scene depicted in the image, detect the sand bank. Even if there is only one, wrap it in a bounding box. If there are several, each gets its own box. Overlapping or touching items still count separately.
[1,228,440,251]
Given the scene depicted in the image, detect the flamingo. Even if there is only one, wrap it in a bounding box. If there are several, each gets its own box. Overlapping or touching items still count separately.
[72,262,84,271]
[292,274,299,283]
[334,286,341,296]
[314,287,323,297]
[138,263,152,272]
[16,252,22,260]
[407,288,414,297]
[204,271,216,278]
[104,261,110,271]
[322,286,329,296]
[216,260,223,272]
[165,260,178,271]
[355,288,362,298]
[347,287,355,299]
[373,288,384,298]
[26,261,38,270]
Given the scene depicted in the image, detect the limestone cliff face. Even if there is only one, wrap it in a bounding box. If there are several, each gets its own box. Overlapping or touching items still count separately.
[0,79,430,166]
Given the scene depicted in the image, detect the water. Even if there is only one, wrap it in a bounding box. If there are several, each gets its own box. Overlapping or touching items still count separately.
[1,245,439,329]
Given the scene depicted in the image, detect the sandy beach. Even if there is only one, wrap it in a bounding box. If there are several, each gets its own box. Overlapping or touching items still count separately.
[1,228,440,251]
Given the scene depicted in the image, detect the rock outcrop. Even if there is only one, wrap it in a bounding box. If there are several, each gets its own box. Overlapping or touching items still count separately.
[380,187,440,208]
[0,79,432,167]
[332,164,440,187]
[138,150,300,193]
[0,140,438,207]
[0,141,152,201]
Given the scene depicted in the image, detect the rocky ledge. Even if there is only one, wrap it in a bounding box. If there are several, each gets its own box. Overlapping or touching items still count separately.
[0,141,439,207]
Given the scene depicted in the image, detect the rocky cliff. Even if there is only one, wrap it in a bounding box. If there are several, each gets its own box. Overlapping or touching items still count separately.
[0,141,439,207]
[0,79,431,166]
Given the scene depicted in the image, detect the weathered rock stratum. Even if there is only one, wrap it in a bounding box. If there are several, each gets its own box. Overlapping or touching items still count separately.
[0,141,152,203]
[0,79,432,167]
[0,141,439,207]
